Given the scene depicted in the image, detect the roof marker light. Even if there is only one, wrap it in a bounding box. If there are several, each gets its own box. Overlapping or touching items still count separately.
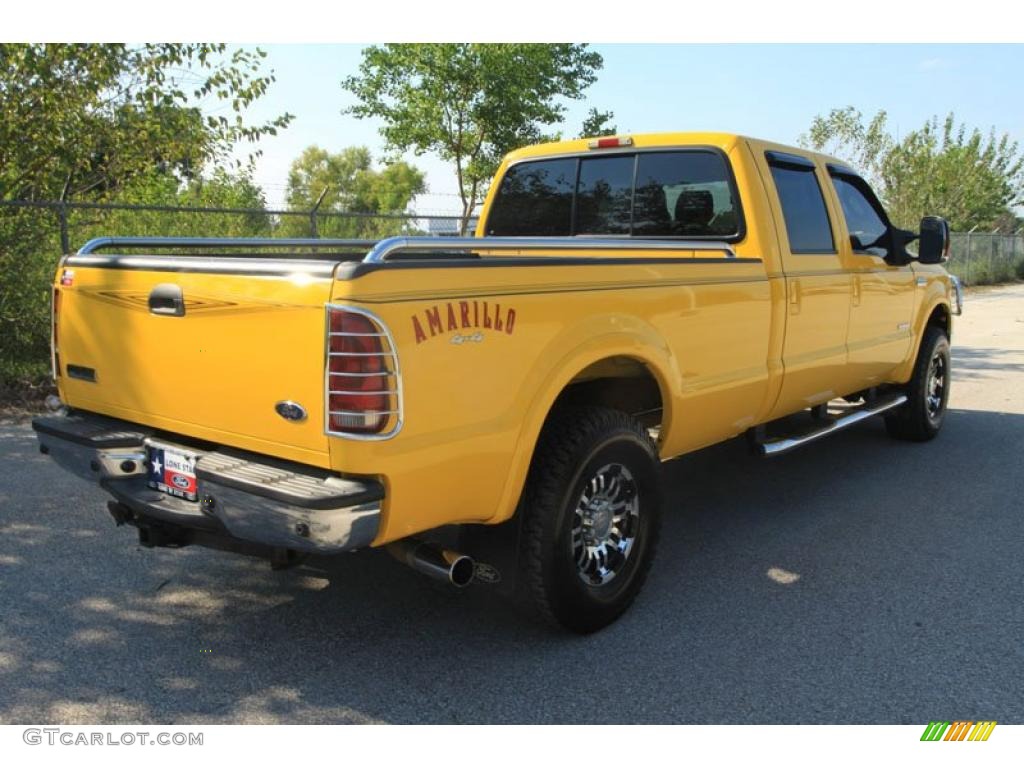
[587,136,633,150]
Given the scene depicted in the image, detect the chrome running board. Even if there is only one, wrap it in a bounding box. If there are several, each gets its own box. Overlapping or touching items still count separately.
[756,394,908,457]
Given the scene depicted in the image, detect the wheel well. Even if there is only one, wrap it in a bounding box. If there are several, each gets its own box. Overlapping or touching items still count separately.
[549,356,664,433]
[926,303,951,339]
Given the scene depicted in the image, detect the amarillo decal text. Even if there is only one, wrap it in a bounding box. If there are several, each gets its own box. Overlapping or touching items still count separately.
[412,301,517,344]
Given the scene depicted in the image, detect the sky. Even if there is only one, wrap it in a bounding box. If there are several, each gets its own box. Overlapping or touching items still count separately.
[232,44,1024,212]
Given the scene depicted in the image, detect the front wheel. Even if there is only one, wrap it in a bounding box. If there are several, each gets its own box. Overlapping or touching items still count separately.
[885,325,951,441]
[518,406,663,634]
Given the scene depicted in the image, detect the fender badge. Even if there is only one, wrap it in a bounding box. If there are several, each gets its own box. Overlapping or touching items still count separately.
[450,332,484,345]
[275,401,308,422]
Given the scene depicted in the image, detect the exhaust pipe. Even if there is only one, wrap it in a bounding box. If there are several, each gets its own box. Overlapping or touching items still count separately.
[387,538,475,588]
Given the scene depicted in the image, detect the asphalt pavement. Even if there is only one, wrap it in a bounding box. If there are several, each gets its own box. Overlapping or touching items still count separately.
[1,284,1022,724]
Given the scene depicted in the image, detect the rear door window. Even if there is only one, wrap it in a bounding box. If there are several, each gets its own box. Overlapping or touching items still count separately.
[767,157,835,254]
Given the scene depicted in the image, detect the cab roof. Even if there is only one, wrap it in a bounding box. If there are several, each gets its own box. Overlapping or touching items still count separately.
[503,131,849,171]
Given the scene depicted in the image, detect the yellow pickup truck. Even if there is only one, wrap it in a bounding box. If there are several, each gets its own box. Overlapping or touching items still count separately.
[33,132,963,632]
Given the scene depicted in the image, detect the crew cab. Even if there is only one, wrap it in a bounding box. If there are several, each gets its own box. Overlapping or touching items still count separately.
[34,132,963,632]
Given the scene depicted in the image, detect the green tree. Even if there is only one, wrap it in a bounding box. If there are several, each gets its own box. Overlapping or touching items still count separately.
[580,108,617,138]
[342,44,606,234]
[798,106,893,189]
[800,107,1024,231]
[881,115,1024,230]
[95,169,273,238]
[0,44,291,202]
[280,145,425,238]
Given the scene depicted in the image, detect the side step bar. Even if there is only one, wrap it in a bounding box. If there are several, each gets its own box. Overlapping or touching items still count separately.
[756,394,908,457]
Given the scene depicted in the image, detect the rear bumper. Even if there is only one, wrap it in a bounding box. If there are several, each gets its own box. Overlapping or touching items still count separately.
[32,411,383,554]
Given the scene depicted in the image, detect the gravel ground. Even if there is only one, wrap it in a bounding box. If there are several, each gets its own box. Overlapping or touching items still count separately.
[1,284,1022,724]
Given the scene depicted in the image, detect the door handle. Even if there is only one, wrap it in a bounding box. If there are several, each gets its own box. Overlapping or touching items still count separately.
[852,275,862,306]
[148,283,185,317]
[789,279,801,314]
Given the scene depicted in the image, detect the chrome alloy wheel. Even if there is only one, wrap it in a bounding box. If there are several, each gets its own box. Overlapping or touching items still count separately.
[571,463,640,586]
[926,351,947,419]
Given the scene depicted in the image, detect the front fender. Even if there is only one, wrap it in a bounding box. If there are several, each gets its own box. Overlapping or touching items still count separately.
[485,312,680,525]
[891,283,952,384]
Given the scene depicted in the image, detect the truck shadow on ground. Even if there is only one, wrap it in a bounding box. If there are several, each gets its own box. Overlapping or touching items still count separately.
[1,403,1022,724]
[950,344,1024,381]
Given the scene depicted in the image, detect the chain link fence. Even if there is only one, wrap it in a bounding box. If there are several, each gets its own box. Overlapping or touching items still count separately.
[947,232,1024,286]
[0,199,466,252]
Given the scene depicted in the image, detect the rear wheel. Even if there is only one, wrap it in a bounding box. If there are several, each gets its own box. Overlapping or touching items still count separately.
[885,325,951,441]
[519,406,663,634]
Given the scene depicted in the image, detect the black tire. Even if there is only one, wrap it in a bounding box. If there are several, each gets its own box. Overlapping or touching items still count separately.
[519,406,663,634]
[885,325,951,441]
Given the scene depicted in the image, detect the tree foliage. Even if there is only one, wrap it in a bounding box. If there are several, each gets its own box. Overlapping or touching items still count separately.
[342,44,606,233]
[580,108,617,139]
[798,106,893,189]
[98,170,273,237]
[800,107,1024,231]
[881,116,1024,231]
[280,145,425,238]
[0,44,292,202]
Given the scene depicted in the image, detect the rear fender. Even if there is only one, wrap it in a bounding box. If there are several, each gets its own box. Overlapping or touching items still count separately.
[486,313,679,525]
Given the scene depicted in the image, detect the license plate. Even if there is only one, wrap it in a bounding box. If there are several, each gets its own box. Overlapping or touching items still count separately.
[146,443,198,502]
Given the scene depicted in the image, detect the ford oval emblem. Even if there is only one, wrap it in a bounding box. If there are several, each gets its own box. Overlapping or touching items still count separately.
[171,473,190,489]
[275,401,307,422]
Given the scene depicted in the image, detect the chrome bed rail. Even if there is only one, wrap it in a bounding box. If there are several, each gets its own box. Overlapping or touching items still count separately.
[76,235,736,262]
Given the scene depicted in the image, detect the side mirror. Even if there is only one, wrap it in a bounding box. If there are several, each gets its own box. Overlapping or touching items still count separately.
[918,216,950,264]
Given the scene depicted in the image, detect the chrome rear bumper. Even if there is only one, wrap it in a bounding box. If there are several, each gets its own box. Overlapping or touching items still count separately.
[32,411,382,555]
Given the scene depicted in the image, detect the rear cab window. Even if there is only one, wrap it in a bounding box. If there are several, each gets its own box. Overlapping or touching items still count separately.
[486,149,744,240]
[484,158,576,236]
[634,152,740,237]
[575,155,634,235]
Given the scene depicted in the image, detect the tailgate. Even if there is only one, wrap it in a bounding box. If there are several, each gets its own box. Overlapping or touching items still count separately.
[55,254,337,467]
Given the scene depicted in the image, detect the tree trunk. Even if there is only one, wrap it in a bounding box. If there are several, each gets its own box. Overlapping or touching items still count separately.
[457,179,480,237]
[458,205,473,237]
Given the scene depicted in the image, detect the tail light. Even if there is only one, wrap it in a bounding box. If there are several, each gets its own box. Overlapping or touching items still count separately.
[51,287,61,379]
[325,305,401,438]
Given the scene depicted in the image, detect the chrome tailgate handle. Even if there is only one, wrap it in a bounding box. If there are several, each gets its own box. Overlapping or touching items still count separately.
[148,283,185,316]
